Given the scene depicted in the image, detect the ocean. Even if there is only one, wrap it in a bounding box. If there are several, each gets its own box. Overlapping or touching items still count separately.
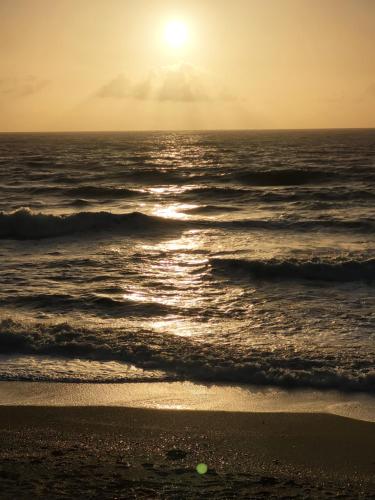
[0,129,374,391]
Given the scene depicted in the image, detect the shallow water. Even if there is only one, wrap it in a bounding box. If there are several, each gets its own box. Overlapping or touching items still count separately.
[0,130,374,391]
[1,380,375,422]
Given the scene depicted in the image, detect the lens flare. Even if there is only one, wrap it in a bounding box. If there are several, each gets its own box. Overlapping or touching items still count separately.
[196,463,208,475]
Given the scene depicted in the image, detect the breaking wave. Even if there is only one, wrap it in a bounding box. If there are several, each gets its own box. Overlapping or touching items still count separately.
[0,317,374,391]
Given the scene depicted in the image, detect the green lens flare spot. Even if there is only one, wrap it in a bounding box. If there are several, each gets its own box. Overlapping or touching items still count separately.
[196,463,208,475]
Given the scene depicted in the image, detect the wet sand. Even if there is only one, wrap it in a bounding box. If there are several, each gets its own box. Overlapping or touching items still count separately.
[0,406,374,498]
[1,380,375,422]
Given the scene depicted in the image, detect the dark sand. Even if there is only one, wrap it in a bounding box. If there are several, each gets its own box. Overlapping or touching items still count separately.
[0,407,374,499]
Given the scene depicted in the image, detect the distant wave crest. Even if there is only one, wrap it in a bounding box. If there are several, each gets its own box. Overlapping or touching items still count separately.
[181,186,375,203]
[64,185,143,199]
[0,208,178,240]
[230,168,334,186]
[1,208,373,239]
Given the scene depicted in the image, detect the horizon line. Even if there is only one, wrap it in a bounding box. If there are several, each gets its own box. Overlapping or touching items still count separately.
[0,126,375,134]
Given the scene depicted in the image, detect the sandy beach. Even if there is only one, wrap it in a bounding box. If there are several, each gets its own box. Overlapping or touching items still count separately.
[0,404,374,499]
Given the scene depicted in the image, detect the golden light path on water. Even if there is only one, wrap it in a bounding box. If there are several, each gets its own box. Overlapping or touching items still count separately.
[128,230,209,338]
[120,225,253,339]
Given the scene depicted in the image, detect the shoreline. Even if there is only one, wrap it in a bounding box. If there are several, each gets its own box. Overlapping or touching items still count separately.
[1,380,375,422]
[0,406,374,498]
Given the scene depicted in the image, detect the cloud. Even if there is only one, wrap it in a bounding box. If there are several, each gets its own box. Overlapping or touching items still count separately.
[153,64,209,102]
[0,76,49,98]
[96,64,236,102]
[96,75,131,99]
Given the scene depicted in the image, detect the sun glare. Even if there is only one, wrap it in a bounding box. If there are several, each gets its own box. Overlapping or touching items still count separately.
[164,20,188,48]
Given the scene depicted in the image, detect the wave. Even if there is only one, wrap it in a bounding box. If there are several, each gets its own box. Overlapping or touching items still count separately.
[229,168,334,186]
[5,293,178,317]
[63,185,143,199]
[0,208,181,240]
[2,180,374,208]
[181,187,253,200]
[1,208,373,240]
[180,186,375,203]
[212,217,375,233]
[0,317,374,391]
[113,166,362,187]
[0,185,144,199]
[108,169,186,184]
[180,204,241,214]
[258,188,375,204]
[210,257,375,283]
[68,198,92,207]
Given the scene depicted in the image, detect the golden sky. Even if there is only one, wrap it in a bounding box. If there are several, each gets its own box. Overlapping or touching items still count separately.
[1,0,374,131]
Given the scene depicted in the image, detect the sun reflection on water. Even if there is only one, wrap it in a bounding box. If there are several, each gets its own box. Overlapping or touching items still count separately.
[144,186,185,195]
[152,203,196,219]
[116,229,256,340]
[119,231,213,334]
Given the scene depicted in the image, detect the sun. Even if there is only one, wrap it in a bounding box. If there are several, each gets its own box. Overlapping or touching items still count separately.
[164,20,188,48]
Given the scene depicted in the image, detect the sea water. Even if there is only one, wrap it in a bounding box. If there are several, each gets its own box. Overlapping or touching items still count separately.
[0,130,374,392]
